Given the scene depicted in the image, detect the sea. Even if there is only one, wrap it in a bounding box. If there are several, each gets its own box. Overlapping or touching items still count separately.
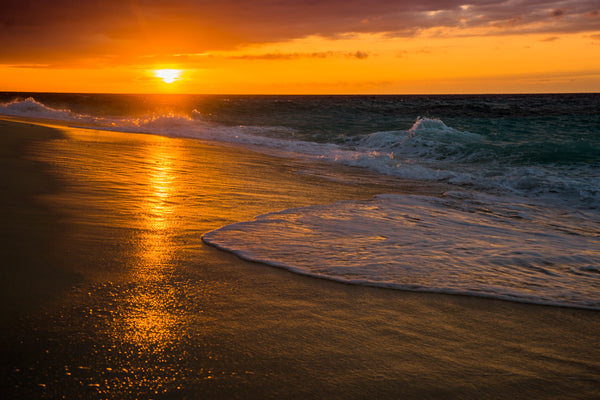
[1,92,599,310]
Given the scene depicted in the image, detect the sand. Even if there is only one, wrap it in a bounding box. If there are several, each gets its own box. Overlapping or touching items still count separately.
[1,116,599,399]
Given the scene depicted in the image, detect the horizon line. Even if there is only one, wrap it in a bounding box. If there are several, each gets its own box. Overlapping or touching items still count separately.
[2,90,600,96]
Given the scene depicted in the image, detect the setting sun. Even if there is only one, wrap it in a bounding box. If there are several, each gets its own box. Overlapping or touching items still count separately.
[1,0,599,94]
[154,69,182,84]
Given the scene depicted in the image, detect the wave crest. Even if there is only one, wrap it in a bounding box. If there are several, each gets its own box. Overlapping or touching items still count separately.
[0,97,78,120]
[408,117,453,134]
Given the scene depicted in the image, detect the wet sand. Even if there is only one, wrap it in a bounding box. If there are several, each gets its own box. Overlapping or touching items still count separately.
[1,116,599,399]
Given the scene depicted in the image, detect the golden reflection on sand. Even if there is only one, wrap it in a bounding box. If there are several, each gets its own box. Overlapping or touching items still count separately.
[120,137,181,350]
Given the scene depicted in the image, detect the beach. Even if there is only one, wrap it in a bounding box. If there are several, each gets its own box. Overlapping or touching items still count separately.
[1,116,599,399]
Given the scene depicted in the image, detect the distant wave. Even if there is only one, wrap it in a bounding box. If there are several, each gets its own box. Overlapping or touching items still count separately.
[0,97,81,120]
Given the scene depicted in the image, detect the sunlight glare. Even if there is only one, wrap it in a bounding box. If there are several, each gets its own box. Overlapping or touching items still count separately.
[154,69,182,84]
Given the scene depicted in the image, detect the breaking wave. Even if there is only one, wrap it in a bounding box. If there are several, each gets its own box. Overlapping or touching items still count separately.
[2,97,598,208]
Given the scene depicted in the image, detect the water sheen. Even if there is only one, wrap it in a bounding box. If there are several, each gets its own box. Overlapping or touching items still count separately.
[2,93,599,309]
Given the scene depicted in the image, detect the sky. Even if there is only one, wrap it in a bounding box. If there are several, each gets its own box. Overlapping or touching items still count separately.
[1,0,599,94]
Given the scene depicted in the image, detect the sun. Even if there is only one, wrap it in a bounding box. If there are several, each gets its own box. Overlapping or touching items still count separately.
[154,69,182,84]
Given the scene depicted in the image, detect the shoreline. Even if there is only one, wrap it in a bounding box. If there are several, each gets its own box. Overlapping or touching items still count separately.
[207,230,600,313]
[1,116,599,399]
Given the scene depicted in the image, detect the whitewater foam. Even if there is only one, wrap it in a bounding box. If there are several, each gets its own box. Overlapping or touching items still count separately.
[0,97,80,120]
[203,192,600,310]
[2,97,598,208]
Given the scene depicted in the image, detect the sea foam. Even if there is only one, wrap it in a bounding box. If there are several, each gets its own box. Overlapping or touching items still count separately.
[0,97,78,120]
[203,192,600,310]
[2,97,598,207]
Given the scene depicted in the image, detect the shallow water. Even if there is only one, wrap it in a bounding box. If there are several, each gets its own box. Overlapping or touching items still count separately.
[204,192,600,309]
[1,120,599,399]
[1,93,599,310]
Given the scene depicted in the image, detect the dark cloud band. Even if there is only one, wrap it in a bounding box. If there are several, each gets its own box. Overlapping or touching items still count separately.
[1,0,598,64]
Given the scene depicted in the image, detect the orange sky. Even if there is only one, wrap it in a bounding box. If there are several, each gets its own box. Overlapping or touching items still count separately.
[1,0,599,94]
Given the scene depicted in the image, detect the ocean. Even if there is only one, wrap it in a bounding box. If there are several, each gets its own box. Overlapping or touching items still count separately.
[1,92,599,310]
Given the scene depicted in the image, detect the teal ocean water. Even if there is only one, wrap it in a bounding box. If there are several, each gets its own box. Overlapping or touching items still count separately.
[2,93,599,309]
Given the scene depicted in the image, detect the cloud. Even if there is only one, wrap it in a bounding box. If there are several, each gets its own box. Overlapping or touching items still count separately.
[352,51,370,60]
[230,51,369,61]
[231,52,329,61]
[2,0,600,65]
[5,63,53,69]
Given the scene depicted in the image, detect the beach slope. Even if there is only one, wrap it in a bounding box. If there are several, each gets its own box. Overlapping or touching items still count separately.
[1,117,599,399]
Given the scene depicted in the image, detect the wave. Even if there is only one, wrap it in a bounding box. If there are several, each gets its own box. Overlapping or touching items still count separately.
[2,97,598,208]
[203,192,600,310]
[0,97,82,120]
[331,118,599,207]
[0,97,341,155]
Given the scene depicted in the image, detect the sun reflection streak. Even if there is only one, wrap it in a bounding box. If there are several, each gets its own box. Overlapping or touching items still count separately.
[119,137,182,350]
[145,153,175,232]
